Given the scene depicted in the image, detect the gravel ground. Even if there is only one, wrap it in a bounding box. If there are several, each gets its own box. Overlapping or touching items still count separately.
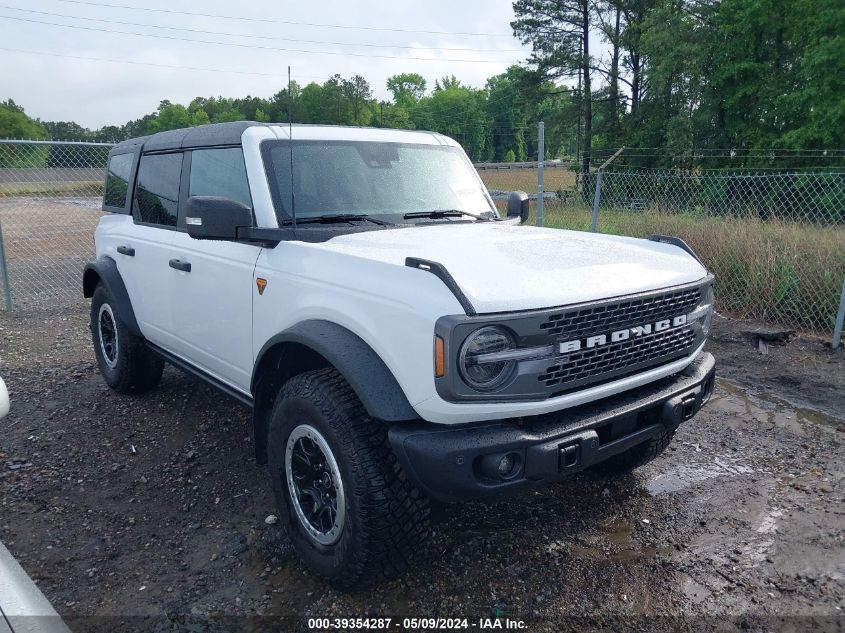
[0,308,843,632]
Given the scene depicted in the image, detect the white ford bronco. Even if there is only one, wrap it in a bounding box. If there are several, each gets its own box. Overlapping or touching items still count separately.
[83,122,715,587]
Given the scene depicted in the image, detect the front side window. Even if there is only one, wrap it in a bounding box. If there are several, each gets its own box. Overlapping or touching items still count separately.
[189,147,252,209]
[133,153,181,227]
[104,152,133,210]
[263,141,495,223]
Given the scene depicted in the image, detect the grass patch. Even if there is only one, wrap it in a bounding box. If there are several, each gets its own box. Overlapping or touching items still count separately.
[478,167,575,193]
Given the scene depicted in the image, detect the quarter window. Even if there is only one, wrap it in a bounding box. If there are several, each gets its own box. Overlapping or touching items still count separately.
[189,148,252,208]
[104,152,133,210]
[133,153,182,227]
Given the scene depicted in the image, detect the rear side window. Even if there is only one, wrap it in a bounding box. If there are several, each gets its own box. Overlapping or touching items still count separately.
[133,153,182,227]
[189,148,252,208]
[104,153,133,210]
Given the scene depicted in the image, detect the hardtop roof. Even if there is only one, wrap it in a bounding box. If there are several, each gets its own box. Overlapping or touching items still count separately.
[109,121,454,155]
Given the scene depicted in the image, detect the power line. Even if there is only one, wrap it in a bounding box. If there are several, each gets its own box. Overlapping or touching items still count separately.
[43,0,514,37]
[0,4,526,53]
[0,45,322,80]
[0,14,521,64]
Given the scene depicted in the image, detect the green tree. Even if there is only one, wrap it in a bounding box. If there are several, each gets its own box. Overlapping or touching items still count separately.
[148,101,191,132]
[268,80,303,122]
[512,0,595,177]
[413,83,488,160]
[0,99,48,167]
[779,0,845,149]
[0,99,47,140]
[386,73,427,107]
[486,66,529,161]
[42,121,92,141]
[342,75,373,126]
[94,125,126,143]
[298,82,325,123]
[320,75,353,124]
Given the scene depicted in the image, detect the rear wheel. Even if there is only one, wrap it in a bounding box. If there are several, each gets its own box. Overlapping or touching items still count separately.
[91,283,164,394]
[267,368,430,589]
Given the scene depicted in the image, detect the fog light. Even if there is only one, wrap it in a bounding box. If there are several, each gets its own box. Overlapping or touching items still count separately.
[498,453,515,477]
[476,451,522,481]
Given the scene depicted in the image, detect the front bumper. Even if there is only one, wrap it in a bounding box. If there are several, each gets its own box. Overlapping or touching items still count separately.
[389,353,715,502]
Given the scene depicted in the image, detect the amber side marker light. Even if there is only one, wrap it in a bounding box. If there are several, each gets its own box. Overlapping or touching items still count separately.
[434,336,446,378]
[256,278,268,295]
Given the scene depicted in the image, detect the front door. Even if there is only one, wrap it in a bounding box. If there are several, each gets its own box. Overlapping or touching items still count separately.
[165,147,259,392]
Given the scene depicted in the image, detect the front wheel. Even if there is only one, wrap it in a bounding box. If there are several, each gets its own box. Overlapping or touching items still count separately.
[267,368,430,589]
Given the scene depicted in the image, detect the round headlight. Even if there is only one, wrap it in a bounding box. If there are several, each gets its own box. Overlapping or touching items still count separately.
[458,326,516,391]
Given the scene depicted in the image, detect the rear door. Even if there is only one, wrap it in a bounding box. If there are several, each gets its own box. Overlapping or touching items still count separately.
[166,146,260,392]
[116,151,182,347]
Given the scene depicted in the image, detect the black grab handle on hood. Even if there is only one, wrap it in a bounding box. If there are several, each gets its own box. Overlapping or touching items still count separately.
[405,257,477,316]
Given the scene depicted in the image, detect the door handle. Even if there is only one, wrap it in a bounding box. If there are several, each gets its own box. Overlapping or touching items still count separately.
[169,258,191,273]
[116,245,135,256]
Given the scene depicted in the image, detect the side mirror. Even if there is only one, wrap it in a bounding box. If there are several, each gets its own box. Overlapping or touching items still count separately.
[507,191,530,224]
[186,196,253,240]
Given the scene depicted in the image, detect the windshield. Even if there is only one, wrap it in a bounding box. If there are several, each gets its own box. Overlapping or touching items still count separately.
[262,140,497,223]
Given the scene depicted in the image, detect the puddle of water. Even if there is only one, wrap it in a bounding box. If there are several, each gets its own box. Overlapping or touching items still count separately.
[716,378,844,432]
[645,456,754,496]
[568,517,663,563]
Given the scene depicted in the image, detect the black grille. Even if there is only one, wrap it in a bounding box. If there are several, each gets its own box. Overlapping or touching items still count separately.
[539,287,701,339]
[538,326,696,389]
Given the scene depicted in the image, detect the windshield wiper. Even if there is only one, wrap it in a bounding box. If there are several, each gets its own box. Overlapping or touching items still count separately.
[403,209,493,222]
[284,214,393,226]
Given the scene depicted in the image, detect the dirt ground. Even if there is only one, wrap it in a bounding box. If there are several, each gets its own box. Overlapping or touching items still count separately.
[0,196,103,310]
[0,308,843,632]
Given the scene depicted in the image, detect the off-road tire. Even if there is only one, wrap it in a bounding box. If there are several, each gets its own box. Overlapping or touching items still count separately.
[90,283,164,394]
[267,368,430,589]
[593,428,675,475]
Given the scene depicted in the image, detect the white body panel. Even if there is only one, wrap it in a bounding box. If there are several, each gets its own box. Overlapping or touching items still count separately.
[168,232,261,388]
[96,215,179,349]
[93,123,709,425]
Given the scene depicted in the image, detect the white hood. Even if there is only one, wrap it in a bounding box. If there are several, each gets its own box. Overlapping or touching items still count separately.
[311,223,708,314]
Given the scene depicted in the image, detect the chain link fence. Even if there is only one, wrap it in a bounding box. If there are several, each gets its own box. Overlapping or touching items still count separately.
[1,139,843,340]
[0,140,109,310]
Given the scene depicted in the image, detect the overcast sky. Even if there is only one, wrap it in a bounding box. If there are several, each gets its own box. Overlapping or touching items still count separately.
[0,0,534,129]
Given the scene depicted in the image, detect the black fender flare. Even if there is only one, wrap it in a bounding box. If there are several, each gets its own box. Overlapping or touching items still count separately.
[252,320,418,422]
[250,320,420,463]
[82,256,141,336]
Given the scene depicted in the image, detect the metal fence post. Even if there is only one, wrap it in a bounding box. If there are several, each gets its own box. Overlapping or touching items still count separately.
[590,147,626,232]
[0,219,12,311]
[833,275,845,350]
[590,170,603,232]
[536,121,545,227]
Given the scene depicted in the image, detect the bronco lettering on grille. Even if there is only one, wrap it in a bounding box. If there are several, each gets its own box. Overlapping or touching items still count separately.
[558,315,688,354]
